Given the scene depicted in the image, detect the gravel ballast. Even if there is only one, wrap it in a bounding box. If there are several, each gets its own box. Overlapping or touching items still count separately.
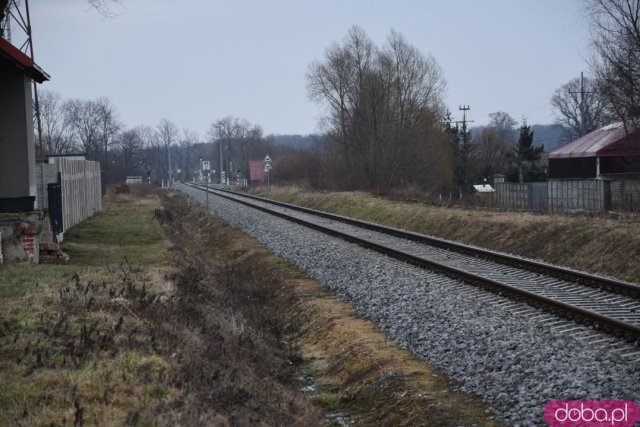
[178,185,640,426]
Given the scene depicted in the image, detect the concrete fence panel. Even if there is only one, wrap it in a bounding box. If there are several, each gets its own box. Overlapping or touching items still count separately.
[548,179,607,213]
[495,182,533,210]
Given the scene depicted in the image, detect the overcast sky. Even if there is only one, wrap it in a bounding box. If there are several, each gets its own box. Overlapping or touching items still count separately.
[27,0,592,139]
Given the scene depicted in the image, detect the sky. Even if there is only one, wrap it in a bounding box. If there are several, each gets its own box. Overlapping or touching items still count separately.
[25,0,593,139]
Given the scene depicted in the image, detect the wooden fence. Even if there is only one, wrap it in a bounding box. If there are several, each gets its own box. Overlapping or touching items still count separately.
[37,158,102,233]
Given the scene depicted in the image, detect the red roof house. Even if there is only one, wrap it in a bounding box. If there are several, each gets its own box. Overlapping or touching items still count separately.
[548,123,640,179]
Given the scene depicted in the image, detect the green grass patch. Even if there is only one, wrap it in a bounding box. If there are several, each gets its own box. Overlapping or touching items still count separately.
[62,196,171,266]
[0,265,77,299]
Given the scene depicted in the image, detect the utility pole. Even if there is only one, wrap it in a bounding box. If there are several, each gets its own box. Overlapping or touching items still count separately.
[167,140,172,186]
[455,106,474,197]
[218,139,223,185]
[570,72,595,137]
[458,105,471,125]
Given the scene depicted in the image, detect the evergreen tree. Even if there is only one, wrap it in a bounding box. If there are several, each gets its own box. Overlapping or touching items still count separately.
[443,110,473,194]
[513,120,544,182]
[457,119,473,192]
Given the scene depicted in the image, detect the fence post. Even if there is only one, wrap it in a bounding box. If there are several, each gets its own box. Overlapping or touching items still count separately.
[603,179,611,212]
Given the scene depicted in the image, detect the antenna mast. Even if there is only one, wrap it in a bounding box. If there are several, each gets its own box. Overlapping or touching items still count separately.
[0,1,11,42]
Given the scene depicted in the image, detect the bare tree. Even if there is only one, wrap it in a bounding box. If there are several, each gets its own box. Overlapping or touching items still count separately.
[135,125,159,179]
[587,0,640,127]
[208,117,263,184]
[177,128,198,181]
[237,121,263,182]
[157,118,179,183]
[471,127,511,181]
[63,98,102,160]
[95,97,121,172]
[551,76,611,141]
[117,127,143,173]
[307,26,447,190]
[38,90,76,155]
[87,0,123,17]
[210,116,237,184]
[307,27,374,184]
[488,111,517,145]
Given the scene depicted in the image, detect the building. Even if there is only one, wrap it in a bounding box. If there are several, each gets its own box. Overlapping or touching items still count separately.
[494,123,640,212]
[249,160,266,182]
[548,123,640,212]
[548,122,640,179]
[0,37,49,211]
[0,37,51,262]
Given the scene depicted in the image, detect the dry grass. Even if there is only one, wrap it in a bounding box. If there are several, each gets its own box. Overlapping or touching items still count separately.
[164,190,500,425]
[289,280,502,426]
[248,186,640,283]
[156,191,324,425]
[1,192,324,426]
[0,195,181,426]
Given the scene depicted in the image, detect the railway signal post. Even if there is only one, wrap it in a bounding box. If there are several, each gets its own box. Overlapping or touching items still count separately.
[264,154,272,198]
[202,159,211,210]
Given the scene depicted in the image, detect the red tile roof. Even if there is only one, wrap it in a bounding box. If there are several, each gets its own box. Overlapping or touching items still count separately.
[0,37,49,82]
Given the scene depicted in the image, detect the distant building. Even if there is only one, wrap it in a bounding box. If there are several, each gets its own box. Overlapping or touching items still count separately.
[126,176,143,184]
[249,160,266,182]
[548,123,640,211]
[473,184,495,193]
[548,122,640,179]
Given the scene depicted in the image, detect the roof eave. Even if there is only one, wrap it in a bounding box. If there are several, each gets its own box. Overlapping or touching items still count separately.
[30,62,50,83]
[0,38,50,83]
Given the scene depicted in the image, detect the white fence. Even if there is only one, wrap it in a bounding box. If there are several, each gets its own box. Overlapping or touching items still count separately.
[37,158,102,233]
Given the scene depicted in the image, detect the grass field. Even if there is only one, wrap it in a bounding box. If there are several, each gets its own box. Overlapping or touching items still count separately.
[62,196,172,266]
[0,193,176,426]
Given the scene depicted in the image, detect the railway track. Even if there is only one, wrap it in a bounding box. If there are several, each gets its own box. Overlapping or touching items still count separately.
[185,183,640,346]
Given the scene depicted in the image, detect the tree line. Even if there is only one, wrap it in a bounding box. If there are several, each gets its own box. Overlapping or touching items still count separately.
[273,27,546,194]
[37,91,272,187]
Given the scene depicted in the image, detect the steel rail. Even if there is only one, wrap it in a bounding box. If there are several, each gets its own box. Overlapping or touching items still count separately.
[191,184,640,298]
[185,183,640,341]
